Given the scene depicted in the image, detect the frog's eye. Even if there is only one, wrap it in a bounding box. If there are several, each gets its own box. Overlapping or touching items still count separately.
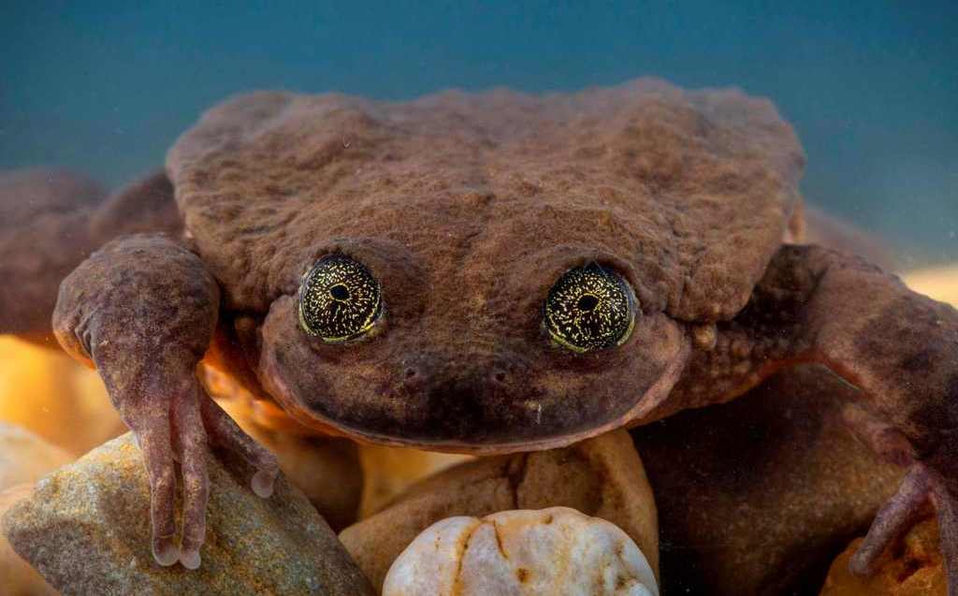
[298,254,383,342]
[543,262,637,353]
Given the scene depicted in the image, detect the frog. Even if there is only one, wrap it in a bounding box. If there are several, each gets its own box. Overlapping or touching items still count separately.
[1,78,955,592]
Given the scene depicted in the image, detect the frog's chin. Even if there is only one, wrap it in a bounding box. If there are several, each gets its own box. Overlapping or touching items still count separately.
[260,338,690,456]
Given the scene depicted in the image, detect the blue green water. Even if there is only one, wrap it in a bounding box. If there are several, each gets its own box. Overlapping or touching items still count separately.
[2,1,955,263]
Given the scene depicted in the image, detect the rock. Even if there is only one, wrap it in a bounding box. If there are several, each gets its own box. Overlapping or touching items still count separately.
[819,517,946,595]
[631,365,904,595]
[357,444,472,518]
[0,485,58,596]
[1,432,374,595]
[340,429,656,592]
[383,507,658,596]
[0,422,74,490]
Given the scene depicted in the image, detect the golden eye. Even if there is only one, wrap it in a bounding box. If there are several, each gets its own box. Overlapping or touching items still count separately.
[298,254,383,342]
[544,263,637,353]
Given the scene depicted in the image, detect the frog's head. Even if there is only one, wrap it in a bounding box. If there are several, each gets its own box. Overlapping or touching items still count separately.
[173,84,799,453]
[255,194,690,453]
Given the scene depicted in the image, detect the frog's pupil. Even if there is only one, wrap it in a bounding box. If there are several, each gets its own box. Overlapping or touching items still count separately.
[577,294,599,311]
[330,284,350,301]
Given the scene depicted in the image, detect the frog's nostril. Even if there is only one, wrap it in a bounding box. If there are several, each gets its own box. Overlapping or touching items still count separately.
[401,364,429,391]
[490,369,508,386]
[488,353,530,387]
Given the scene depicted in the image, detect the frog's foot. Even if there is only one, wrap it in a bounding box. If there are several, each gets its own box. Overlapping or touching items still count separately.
[849,462,958,595]
[125,371,280,569]
[672,245,958,593]
[173,388,279,568]
[53,235,279,569]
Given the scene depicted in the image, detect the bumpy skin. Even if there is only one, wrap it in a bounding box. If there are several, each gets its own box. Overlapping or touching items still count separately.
[30,79,957,585]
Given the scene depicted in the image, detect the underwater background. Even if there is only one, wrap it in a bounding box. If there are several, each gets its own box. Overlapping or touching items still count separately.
[1,1,956,264]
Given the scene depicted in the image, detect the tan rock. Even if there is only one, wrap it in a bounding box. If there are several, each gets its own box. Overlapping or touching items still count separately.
[339,429,656,592]
[383,507,658,596]
[0,422,74,491]
[0,485,58,596]
[632,365,904,595]
[819,517,946,596]
[2,432,373,595]
[357,444,472,518]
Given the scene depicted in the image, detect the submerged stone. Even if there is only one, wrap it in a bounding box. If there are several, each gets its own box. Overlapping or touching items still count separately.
[0,423,72,595]
[0,422,74,492]
[340,429,657,592]
[1,432,373,595]
[0,485,58,596]
[383,507,658,596]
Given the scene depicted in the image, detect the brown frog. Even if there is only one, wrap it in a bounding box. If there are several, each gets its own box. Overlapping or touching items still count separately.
[2,79,955,591]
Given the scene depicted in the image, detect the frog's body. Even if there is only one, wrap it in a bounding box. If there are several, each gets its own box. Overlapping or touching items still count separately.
[1,79,955,591]
[172,80,803,450]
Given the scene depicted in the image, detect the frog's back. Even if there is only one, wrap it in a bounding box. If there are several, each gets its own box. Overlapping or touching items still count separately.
[168,78,804,320]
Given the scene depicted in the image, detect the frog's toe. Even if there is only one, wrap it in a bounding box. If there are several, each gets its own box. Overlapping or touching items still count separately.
[199,396,279,497]
[849,465,930,576]
[127,409,181,567]
[178,548,202,570]
[850,462,958,595]
[251,469,276,498]
[930,473,958,596]
[153,538,180,567]
[172,383,210,569]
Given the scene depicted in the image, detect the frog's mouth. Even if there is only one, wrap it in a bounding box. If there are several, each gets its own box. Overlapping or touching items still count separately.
[256,295,691,454]
[267,350,688,455]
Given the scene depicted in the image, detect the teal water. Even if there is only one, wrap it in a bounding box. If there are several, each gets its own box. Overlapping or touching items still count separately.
[1,1,955,262]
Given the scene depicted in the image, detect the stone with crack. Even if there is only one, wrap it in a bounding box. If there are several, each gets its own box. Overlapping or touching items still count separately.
[339,429,656,592]
[382,507,658,596]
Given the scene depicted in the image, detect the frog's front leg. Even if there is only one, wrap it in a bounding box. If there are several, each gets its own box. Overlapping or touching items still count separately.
[53,234,279,569]
[673,244,958,594]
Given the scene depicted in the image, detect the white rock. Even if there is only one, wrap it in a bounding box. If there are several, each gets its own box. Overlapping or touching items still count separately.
[383,506,658,596]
